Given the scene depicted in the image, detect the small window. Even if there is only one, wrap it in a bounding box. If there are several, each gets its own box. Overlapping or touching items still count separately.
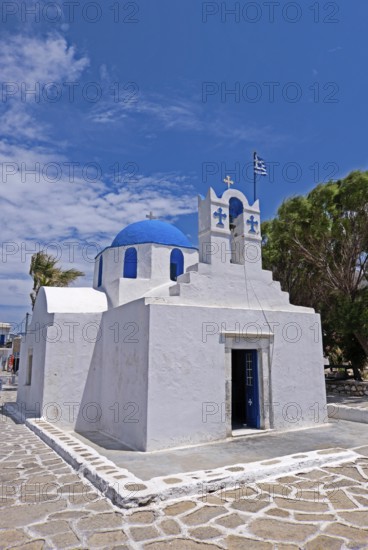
[124,247,137,279]
[170,248,184,281]
[26,351,33,386]
[229,197,244,229]
[98,257,103,287]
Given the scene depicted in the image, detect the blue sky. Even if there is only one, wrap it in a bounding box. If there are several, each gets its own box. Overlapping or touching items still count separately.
[1,0,366,328]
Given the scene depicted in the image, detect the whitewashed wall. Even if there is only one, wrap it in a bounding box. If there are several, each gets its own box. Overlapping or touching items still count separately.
[145,302,325,451]
[94,244,198,308]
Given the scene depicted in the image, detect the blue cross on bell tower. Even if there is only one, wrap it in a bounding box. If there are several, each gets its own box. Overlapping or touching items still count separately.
[214,207,227,228]
[246,215,259,234]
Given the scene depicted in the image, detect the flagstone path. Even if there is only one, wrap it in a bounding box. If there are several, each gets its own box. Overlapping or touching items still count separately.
[1,388,368,549]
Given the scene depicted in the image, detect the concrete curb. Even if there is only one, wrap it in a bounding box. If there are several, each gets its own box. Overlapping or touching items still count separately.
[4,403,362,509]
[328,402,368,424]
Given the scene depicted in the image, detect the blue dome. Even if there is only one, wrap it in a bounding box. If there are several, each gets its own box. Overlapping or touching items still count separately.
[111,220,196,249]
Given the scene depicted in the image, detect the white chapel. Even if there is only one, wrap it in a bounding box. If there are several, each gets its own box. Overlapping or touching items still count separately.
[17,186,326,451]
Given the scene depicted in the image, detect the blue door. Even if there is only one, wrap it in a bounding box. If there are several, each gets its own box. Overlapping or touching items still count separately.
[232,349,260,429]
[245,350,260,428]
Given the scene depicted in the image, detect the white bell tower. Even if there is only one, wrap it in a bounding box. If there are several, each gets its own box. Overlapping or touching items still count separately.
[198,184,262,276]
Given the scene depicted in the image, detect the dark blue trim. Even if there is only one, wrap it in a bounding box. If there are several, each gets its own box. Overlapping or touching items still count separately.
[123,247,138,279]
[97,257,103,287]
[246,350,260,429]
[229,197,244,220]
[170,248,184,281]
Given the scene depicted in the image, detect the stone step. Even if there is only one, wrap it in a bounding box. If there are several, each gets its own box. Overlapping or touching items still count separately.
[186,263,200,273]
[176,272,191,284]
[169,284,180,296]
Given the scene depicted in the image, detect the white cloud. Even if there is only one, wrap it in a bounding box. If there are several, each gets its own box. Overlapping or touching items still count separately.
[0,33,89,142]
[90,89,287,146]
[0,34,89,84]
[0,140,198,319]
[0,32,200,323]
[90,93,203,132]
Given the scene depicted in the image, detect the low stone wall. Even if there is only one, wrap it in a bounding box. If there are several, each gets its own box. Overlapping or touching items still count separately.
[326,379,368,397]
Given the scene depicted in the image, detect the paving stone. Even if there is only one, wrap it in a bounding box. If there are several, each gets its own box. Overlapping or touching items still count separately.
[324,522,368,544]
[144,541,222,549]
[164,501,197,516]
[294,512,335,522]
[339,510,368,527]
[182,505,228,525]
[189,526,222,539]
[29,520,70,536]
[50,531,81,548]
[67,492,99,505]
[327,482,361,495]
[305,534,347,549]
[261,459,282,465]
[326,489,357,510]
[215,513,247,528]
[0,529,30,547]
[130,525,160,541]
[76,512,125,532]
[273,496,329,513]
[348,486,368,496]
[8,541,46,549]
[293,480,324,490]
[57,474,82,484]
[294,489,325,501]
[48,510,87,520]
[231,499,269,513]
[163,477,182,484]
[295,470,329,481]
[226,536,273,549]
[257,483,292,497]
[249,518,317,543]
[85,499,115,513]
[62,482,91,494]
[265,508,290,518]
[87,530,128,547]
[26,475,58,484]
[199,495,225,505]
[353,495,368,507]
[0,501,67,529]
[323,466,367,482]
[275,476,301,484]
[128,510,156,524]
[160,518,181,536]
[222,486,259,500]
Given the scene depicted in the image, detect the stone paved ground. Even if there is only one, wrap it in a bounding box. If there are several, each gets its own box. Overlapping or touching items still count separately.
[2,388,368,549]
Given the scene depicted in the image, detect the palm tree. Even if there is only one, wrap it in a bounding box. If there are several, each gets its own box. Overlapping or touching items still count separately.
[29,251,85,309]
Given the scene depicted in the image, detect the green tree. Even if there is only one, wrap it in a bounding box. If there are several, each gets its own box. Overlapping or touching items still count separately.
[262,171,368,377]
[29,251,85,309]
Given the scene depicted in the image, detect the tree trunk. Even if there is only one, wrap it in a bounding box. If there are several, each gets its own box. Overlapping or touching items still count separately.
[355,332,368,356]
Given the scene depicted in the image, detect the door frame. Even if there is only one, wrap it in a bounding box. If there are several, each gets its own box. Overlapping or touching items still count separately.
[222,330,274,437]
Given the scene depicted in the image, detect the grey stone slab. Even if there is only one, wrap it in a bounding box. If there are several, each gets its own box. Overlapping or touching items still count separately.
[72,420,368,480]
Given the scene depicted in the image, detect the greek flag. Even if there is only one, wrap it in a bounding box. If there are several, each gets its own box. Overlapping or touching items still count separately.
[254,152,267,176]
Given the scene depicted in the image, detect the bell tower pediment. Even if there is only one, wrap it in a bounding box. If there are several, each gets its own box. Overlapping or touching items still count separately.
[198,187,262,274]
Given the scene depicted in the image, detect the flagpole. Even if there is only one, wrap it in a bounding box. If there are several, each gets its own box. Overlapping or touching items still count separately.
[253,151,257,203]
